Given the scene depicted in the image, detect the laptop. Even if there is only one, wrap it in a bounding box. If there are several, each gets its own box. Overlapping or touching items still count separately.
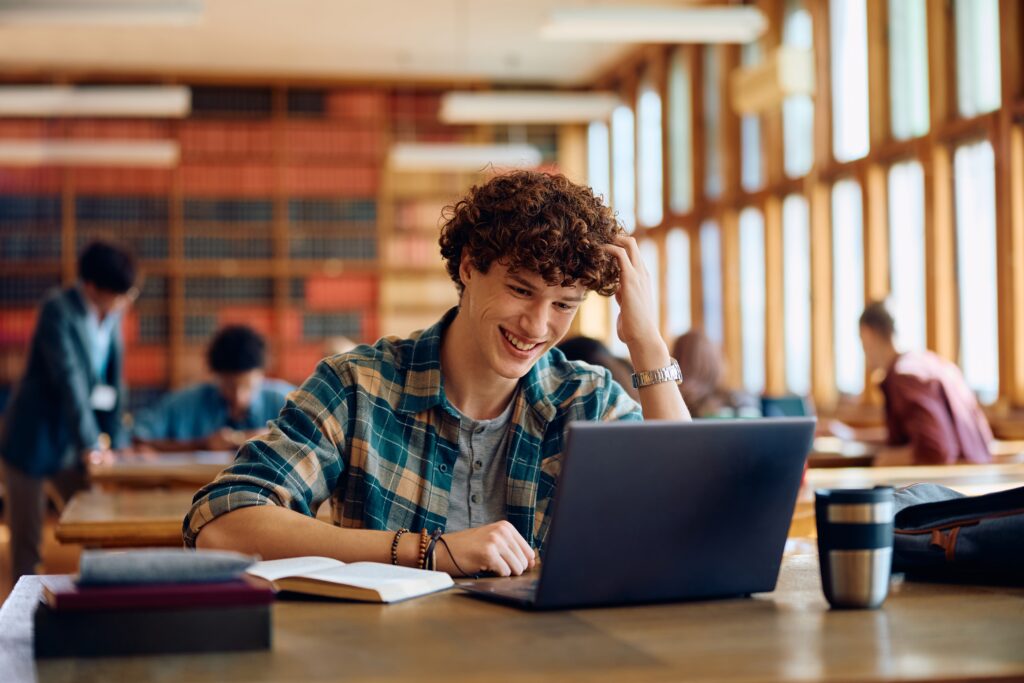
[458,418,815,610]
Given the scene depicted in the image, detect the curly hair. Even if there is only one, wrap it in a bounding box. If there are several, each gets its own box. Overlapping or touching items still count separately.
[438,171,623,296]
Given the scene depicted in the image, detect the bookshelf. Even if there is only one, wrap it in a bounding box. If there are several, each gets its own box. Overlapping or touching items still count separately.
[0,84,563,417]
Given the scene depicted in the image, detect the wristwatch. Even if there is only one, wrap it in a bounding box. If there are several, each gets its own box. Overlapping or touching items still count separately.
[631,359,684,389]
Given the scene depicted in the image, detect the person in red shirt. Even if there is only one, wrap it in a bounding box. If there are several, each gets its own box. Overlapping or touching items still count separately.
[858,301,993,466]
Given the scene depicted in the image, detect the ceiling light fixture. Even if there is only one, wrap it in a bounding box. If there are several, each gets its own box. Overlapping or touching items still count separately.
[388,143,543,172]
[0,0,203,26]
[440,91,621,124]
[0,85,191,118]
[541,6,768,44]
[0,140,180,167]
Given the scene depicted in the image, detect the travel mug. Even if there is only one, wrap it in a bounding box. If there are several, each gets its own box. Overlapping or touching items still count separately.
[815,486,894,609]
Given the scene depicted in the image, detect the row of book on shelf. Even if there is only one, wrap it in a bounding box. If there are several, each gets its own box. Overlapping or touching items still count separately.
[1,196,378,221]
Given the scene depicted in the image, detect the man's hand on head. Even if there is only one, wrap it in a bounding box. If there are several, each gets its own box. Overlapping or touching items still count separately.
[602,235,661,350]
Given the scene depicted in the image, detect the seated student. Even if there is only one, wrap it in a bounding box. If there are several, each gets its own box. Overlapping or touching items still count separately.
[671,330,760,418]
[1,240,138,581]
[185,170,690,577]
[557,335,640,401]
[855,300,993,466]
[132,325,294,452]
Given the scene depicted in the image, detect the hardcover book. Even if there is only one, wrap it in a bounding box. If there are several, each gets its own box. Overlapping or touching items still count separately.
[38,575,274,612]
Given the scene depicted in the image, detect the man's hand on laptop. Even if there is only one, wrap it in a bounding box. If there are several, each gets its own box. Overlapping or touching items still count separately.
[437,521,536,577]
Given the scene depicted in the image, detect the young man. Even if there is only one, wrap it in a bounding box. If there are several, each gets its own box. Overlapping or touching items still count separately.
[858,300,992,466]
[0,241,137,581]
[132,325,294,452]
[185,171,689,576]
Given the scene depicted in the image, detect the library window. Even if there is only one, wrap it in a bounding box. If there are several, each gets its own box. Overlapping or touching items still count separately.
[782,194,811,397]
[739,207,766,395]
[831,179,865,396]
[888,0,930,140]
[666,228,691,339]
[953,140,999,403]
[611,105,636,233]
[740,42,764,193]
[587,121,611,207]
[887,160,927,352]
[700,220,724,345]
[954,0,1001,117]
[702,46,723,199]
[639,237,661,332]
[668,47,694,214]
[783,0,814,177]
[830,0,870,162]
[637,72,664,228]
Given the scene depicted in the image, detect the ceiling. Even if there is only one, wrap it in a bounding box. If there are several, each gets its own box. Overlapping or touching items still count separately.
[0,0,703,86]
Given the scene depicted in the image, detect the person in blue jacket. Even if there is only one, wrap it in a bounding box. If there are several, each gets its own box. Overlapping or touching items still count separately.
[131,325,293,452]
[1,241,138,581]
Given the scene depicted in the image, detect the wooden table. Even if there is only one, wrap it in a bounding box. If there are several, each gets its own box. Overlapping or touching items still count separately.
[789,462,1024,538]
[808,436,878,468]
[55,489,195,548]
[806,438,1024,469]
[88,450,234,489]
[55,488,334,548]
[2,555,1023,682]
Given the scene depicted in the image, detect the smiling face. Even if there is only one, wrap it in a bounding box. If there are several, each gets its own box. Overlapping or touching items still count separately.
[458,256,585,381]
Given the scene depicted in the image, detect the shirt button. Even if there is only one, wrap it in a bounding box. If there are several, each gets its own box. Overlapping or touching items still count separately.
[474,459,483,470]
[438,464,448,473]
[471,493,481,504]
[475,427,485,435]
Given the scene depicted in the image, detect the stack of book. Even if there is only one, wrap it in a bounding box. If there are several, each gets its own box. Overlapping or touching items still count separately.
[34,550,274,659]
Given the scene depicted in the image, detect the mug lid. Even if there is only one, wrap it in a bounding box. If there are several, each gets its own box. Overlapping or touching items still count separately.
[814,486,894,504]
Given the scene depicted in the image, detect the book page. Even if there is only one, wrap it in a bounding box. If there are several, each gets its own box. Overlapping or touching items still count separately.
[246,556,345,582]
[306,563,453,591]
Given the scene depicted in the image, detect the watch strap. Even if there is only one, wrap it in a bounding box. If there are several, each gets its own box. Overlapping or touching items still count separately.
[631,359,684,389]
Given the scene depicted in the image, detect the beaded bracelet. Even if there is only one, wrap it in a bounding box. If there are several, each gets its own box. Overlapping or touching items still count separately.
[390,528,409,566]
[416,528,430,569]
[423,529,443,571]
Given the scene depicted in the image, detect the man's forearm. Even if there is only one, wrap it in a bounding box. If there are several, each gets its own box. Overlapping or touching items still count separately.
[195,504,423,566]
[627,341,691,421]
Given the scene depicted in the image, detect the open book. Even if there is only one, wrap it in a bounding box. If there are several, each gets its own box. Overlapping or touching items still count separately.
[245,557,454,603]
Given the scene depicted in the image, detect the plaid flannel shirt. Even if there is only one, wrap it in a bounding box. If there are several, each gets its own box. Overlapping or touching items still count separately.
[183,308,643,552]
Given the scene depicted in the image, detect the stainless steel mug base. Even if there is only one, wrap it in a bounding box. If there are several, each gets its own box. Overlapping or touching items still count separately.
[826,548,892,609]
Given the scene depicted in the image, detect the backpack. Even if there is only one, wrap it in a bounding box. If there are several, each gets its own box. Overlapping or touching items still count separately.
[892,483,1024,584]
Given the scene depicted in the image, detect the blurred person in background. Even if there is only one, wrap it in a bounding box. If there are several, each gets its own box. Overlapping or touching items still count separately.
[557,335,639,401]
[132,325,293,452]
[848,300,993,466]
[0,241,137,581]
[671,330,760,419]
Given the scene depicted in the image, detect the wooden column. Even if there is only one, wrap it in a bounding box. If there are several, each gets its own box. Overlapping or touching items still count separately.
[720,208,742,389]
[557,124,587,186]
[689,46,708,334]
[862,162,890,303]
[808,0,836,409]
[863,0,890,306]
[761,0,786,396]
[807,176,836,408]
[995,0,1024,407]
[924,0,956,362]
[763,194,786,395]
